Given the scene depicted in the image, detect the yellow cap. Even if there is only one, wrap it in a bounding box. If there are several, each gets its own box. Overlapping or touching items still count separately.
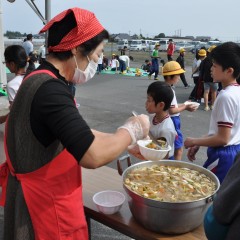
[198,49,207,57]
[179,48,185,53]
[112,53,116,56]
[155,43,160,46]
[207,45,216,53]
[162,61,185,76]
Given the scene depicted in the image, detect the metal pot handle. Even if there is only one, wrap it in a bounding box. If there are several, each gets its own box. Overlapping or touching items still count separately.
[206,196,214,203]
[117,154,132,176]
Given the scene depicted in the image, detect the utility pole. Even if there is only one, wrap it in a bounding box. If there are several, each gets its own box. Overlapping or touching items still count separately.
[0,0,7,87]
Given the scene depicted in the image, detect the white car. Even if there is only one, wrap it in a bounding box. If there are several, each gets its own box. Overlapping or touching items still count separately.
[175,42,194,52]
[129,40,143,51]
[149,41,160,51]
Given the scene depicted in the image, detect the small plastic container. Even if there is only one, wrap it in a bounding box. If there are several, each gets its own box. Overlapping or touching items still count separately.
[93,190,125,215]
[184,101,200,109]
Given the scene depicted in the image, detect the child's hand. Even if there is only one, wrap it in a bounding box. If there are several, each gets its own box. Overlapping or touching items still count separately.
[187,146,200,161]
[184,137,196,148]
[185,104,198,112]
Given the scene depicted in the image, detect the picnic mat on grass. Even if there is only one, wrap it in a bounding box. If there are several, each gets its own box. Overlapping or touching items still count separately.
[101,68,148,77]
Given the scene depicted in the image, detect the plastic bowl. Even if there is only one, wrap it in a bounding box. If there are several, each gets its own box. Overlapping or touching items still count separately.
[184,101,200,109]
[93,190,125,215]
[137,139,171,161]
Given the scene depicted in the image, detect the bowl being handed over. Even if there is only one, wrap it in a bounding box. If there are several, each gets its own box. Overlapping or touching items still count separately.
[93,190,125,215]
[137,139,171,161]
[184,101,200,109]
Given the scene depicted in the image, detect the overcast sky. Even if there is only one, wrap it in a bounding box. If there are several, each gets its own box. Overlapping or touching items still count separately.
[2,0,240,42]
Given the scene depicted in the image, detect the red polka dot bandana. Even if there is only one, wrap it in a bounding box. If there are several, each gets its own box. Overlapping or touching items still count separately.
[39,8,104,52]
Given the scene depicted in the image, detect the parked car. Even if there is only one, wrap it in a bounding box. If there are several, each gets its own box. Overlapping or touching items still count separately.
[129,40,143,51]
[190,41,222,53]
[141,40,152,51]
[159,40,168,51]
[175,42,194,52]
[149,40,160,51]
[117,39,129,51]
[190,42,208,53]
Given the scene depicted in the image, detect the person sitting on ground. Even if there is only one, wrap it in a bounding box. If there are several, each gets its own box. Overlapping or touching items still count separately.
[103,55,109,70]
[128,81,177,160]
[119,54,130,74]
[110,53,119,72]
[0,45,27,124]
[141,59,151,72]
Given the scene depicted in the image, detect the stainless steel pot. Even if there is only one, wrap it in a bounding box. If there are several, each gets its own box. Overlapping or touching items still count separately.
[122,160,220,234]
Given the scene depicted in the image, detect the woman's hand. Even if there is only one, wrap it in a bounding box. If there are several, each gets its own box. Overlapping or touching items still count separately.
[128,144,146,160]
[119,114,150,144]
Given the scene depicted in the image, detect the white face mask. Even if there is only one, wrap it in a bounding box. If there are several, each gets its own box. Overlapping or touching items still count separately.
[72,55,98,84]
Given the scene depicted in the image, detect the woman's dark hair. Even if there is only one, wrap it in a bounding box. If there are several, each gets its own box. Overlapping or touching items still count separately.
[210,42,240,78]
[147,81,173,111]
[4,45,27,69]
[47,11,109,61]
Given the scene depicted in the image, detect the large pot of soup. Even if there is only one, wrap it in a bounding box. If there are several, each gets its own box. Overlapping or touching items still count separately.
[122,160,220,234]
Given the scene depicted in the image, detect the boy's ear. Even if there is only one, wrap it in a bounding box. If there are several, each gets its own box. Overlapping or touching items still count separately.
[226,67,234,76]
[157,101,165,109]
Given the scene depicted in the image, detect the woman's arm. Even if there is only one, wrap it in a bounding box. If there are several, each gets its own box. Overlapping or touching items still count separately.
[81,115,149,168]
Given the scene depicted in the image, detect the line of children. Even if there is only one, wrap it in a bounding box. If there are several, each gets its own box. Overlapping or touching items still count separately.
[128,81,177,160]
[162,61,198,160]
[184,42,240,184]
[145,81,177,159]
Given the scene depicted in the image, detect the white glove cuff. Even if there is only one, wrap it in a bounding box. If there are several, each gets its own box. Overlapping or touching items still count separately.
[118,119,143,145]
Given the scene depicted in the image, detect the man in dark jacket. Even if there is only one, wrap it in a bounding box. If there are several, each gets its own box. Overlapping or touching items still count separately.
[176,48,191,88]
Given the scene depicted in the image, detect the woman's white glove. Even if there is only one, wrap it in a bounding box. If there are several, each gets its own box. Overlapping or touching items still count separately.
[119,114,150,145]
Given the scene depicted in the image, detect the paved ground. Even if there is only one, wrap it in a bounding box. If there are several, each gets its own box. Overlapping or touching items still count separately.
[0,65,211,239]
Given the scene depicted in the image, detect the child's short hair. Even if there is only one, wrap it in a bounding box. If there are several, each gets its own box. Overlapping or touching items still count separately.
[147,81,173,111]
[211,42,240,78]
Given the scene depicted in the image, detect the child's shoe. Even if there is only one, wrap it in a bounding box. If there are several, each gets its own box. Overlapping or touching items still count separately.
[204,106,210,111]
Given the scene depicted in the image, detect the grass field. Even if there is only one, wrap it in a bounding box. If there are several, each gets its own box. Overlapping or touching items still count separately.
[104,43,195,69]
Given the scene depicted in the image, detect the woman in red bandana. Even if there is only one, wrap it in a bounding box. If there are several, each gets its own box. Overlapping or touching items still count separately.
[1,8,150,240]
